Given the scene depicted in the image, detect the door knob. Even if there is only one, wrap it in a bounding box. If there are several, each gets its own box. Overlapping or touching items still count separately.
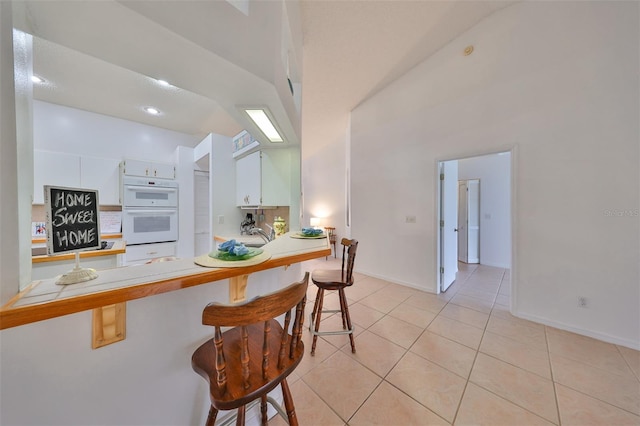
[454,228,458,232]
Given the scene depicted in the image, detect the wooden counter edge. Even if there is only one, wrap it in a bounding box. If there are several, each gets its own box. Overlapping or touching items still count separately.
[32,242,126,264]
[32,233,122,244]
[1,247,330,330]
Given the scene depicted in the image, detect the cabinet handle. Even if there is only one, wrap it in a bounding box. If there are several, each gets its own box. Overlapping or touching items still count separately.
[147,251,158,255]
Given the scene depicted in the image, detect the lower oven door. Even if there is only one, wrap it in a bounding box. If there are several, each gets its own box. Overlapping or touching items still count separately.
[122,208,178,245]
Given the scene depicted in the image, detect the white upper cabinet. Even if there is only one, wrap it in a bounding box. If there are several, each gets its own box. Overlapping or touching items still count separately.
[121,159,175,179]
[236,150,290,207]
[81,156,121,205]
[33,150,121,205]
[261,150,290,206]
[236,151,262,206]
[33,151,81,204]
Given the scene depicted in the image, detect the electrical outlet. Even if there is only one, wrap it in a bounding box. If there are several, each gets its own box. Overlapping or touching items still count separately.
[405,215,416,224]
[578,297,587,308]
[218,215,224,224]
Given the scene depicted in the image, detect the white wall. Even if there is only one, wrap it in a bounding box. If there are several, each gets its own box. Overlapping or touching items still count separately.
[458,153,511,268]
[0,1,22,303]
[350,2,639,348]
[34,100,200,161]
[301,126,349,241]
[208,133,245,239]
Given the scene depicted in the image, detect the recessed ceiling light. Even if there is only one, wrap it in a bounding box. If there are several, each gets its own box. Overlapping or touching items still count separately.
[144,107,160,115]
[156,79,170,87]
[31,75,45,83]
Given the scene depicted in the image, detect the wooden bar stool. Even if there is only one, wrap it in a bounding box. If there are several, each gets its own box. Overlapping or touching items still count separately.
[192,273,309,426]
[309,238,358,355]
[323,227,337,259]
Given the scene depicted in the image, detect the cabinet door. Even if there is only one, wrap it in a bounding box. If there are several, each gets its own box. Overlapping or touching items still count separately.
[261,150,291,206]
[81,156,121,205]
[33,150,81,204]
[124,242,176,265]
[122,159,152,177]
[236,151,261,206]
[152,162,175,179]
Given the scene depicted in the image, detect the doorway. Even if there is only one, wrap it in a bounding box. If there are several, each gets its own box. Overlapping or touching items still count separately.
[438,151,512,293]
[458,179,480,264]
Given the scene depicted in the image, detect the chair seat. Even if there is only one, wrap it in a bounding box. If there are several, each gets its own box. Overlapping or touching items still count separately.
[311,269,353,290]
[192,320,304,412]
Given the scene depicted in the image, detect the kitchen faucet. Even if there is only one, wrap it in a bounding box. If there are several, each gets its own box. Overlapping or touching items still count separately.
[248,226,273,243]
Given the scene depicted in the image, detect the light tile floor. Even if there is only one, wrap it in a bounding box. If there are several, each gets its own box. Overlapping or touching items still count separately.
[271,258,640,425]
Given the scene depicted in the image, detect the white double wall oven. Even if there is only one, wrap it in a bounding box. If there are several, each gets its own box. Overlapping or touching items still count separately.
[122,176,179,245]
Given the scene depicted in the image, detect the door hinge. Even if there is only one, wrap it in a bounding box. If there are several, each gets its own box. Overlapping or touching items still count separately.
[440,173,444,180]
[440,220,444,227]
[440,266,444,274]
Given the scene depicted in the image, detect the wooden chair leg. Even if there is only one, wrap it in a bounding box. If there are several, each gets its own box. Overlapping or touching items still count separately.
[310,287,322,327]
[235,405,246,426]
[311,288,324,356]
[338,289,347,330]
[340,288,356,353]
[281,379,299,426]
[260,394,268,425]
[205,406,218,426]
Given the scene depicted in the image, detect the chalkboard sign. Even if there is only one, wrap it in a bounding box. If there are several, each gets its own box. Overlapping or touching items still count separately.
[44,186,101,255]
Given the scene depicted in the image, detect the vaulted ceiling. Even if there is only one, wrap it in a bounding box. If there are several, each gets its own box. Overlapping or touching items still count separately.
[16,0,512,146]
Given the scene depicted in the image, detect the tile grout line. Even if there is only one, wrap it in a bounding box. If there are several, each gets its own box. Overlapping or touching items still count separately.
[450,268,494,426]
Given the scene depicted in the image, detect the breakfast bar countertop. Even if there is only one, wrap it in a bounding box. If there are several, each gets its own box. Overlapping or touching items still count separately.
[0,232,330,330]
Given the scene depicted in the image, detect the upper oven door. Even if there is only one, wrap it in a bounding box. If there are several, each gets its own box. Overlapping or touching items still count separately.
[123,184,178,207]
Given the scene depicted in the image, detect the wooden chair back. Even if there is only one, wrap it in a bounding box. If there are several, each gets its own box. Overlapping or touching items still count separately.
[340,238,358,284]
[192,273,309,424]
[324,227,337,258]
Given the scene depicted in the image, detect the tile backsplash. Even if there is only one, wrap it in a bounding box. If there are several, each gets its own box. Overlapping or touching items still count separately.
[253,207,290,234]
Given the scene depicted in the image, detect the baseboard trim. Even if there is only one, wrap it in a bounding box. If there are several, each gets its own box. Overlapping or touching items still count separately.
[353,268,437,294]
[513,309,640,351]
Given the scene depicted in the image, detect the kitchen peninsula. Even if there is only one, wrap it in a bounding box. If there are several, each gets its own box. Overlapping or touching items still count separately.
[31,240,126,281]
[1,232,330,330]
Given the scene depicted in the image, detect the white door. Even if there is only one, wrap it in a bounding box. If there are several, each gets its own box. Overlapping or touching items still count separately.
[467,179,480,263]
[457,181,468,263]
[194,170,210,255]
[439,160,458,292]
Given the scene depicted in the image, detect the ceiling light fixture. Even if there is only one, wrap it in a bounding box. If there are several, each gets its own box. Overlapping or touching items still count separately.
[244,108,283,143]
[144,106,160,115]
[31,75,45,83]
[156,79,170,87]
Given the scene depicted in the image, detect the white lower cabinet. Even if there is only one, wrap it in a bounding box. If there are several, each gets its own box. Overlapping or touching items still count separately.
[124,242,176,265]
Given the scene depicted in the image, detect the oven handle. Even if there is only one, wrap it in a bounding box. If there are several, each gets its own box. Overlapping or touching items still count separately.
[124,209,177,215]
[124,185,177,193]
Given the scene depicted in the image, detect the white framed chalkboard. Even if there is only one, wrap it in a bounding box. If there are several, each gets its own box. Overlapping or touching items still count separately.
[44,186,101,255]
